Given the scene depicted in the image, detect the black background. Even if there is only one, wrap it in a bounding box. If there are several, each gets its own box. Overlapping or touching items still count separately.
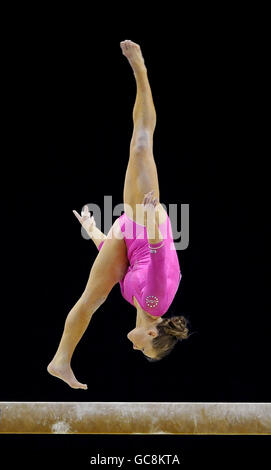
[0,8,269,467]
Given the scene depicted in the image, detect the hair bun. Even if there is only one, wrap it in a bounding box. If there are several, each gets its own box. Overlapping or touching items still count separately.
[152,315,190,360]
[162,316,189,340]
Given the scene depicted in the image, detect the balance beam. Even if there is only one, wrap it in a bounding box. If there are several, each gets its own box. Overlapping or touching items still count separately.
[0,402,270,434]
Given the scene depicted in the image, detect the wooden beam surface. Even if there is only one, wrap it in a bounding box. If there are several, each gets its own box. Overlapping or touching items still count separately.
[0,402,270,434]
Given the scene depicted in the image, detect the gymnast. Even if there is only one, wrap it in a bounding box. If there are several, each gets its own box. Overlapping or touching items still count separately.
[47,40,189,389]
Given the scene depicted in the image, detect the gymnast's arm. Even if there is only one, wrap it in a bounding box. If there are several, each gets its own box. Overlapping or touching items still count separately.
[144,190,164,245]
[73,205,107,249]
[141,238,168,314]
[145,214,167,290]
[141,193,168,311]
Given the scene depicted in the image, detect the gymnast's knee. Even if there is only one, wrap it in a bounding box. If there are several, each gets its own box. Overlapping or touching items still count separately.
[79,291,108,315]
[131,130,153,156]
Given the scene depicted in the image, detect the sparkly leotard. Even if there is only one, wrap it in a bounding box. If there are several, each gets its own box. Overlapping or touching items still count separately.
[98,212,181,317]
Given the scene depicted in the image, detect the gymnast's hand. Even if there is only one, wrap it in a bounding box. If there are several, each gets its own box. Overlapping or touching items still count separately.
[143,190,159,225]
[73,205,96,235]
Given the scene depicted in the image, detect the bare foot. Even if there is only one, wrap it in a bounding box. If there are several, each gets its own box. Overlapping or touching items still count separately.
[120,40,146,73]
[47,359,88,390]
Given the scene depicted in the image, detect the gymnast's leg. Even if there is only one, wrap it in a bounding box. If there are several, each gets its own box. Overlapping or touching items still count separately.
[47,221,128,389]
[121,40,167,223]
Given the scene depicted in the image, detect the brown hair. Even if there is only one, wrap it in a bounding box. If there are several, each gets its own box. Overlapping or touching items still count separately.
[147,316,189,361]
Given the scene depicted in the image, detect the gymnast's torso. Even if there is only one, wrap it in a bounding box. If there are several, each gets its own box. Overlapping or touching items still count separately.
[99,210,181,317]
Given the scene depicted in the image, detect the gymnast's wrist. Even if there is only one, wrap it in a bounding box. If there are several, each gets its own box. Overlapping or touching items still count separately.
[148,240,164,253]
[147,224,163,246]
[86,225,98,239]
[149,239,164,247]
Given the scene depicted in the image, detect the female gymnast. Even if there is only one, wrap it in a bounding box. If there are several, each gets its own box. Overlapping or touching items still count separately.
[47,40,189,389]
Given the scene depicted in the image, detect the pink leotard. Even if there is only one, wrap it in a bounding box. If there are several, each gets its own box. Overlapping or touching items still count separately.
[98,212,181,317]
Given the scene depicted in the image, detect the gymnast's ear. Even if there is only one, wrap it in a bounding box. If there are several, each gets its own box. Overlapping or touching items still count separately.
[147,329,158,338]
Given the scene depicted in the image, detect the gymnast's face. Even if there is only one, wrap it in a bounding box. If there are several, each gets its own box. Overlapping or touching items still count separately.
[127,327,159,359]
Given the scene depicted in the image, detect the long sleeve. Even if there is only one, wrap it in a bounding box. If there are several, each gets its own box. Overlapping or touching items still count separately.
[141,243,168,315]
